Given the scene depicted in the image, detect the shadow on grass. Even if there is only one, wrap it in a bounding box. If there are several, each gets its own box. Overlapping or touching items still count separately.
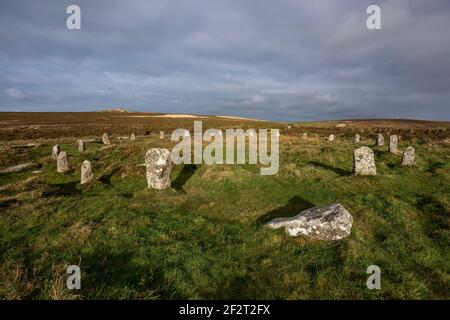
[172,164,198,192]
[414,194,449,244]
[42,181,80,197]
[257,196,315,226]
[307,161,351,176]
[99,166,122,185]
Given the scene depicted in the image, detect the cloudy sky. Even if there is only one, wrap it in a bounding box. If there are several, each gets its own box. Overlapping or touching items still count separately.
[1,0,449,121]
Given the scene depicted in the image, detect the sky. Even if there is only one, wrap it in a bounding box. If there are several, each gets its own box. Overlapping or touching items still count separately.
[0,0,449,121]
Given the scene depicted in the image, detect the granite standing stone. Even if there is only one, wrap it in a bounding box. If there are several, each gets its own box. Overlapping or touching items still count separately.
[353,146,377,175]
[80,160,94,184]
[78,139,85,152]
[328,134,335,141]
[130,133,136,141]
[354,134,361,143]
[102,133,111,145]
[402,146,416,165]
[56,151,69,173]
[160,131,164,139]
[302,133,307,139]
[145,148,172,189]
[52,144,60,160]
[389,135,398,154]
[377,133,385,146]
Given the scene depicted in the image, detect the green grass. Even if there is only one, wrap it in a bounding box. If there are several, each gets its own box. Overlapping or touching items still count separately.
[0,135,449,299]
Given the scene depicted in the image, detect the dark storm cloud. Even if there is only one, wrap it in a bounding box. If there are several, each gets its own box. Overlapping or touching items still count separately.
[1,0,449,120]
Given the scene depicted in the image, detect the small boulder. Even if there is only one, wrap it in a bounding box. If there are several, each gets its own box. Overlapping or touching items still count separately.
[266,203,353,240]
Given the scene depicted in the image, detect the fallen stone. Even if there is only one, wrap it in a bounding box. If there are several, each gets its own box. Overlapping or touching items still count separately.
[0,163,34,174]
[266,203,353,240]
[402,146,416,166]
[336,123,346,128]
[52,144,60,160]
[145,148,172,189]
[11,143,41,148]
[80,160,94,184]
[353,146,376,175]
[57,151,69,173]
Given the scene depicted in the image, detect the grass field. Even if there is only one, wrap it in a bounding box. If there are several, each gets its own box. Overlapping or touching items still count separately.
[0,112,449,299]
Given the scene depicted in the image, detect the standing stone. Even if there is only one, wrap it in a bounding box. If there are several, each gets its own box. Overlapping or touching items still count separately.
[130,133,136,141]
[266,203,353,240]
[56,151,69,173]
[80,160,94,184]
[145,148,172,189]
[353,146,376,175]
[354,134,361,143]
[52,144,60,160]
[377,133,385,146]
[328,134,335,141]
[389,135,398,154]
[78,139,85,152]
[159,131,164,139]
[402,146,416,166]
[302,133,307,139]
[102,133,111,145]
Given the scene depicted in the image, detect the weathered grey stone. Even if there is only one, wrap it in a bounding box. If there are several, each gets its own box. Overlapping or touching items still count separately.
[102,133,111,145]
[336,123,346,128]
[377,133,385,146]
[328,134,335,141]
[78,139,85,152]
[145,148,172,189]
[353,146,376,175]
[302,133,307,139]
[266,203,353,240]
[130,133,136,141]
[402,146,416,166]
[80,160,94,184]
[159,131,164,139]
[389,135,398,154]
[57,151,69,173]
[52,144,60,160]
[354,134,361,143]
[0,163,34,174]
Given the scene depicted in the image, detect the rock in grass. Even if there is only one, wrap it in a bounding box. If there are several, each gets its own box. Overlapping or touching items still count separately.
[78,139,85,152]
[402,146,416,166]
[52,144,60,160]
[80,160,94,184]
[389,135,398,154]
[145,148,172,189]
[0,163,34,174]
[302,133,307,139]
[266,203,353,240]
[56,151,69,173]
[354,134,361,143]
[102,133,111,145]
[130,133,136,141]
[328,134,335,141]
[160,131,164,139]
[353,146,377,175]
[377,133,385,146]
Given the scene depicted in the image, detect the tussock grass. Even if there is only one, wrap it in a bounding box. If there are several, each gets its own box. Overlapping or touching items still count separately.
[0,131,449,299]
